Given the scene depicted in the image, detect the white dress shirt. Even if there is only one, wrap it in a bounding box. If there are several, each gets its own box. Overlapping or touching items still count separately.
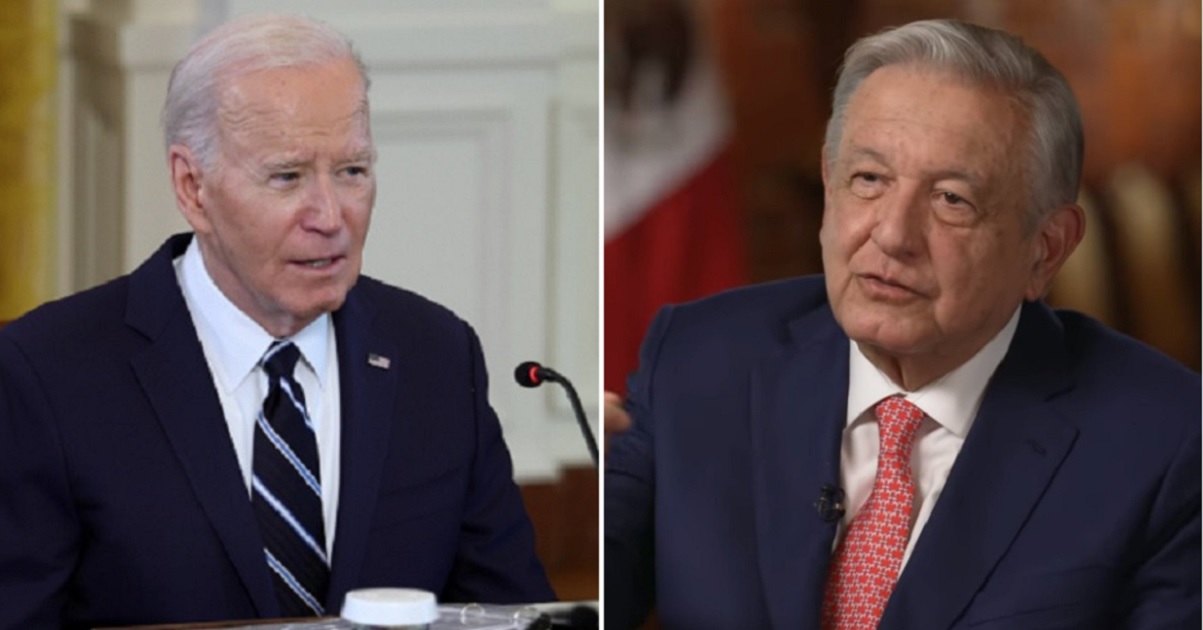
[174,239,341,558]
[838,307,1021,570]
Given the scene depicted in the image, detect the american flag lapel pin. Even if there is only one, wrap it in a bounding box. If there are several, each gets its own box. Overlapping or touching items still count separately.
[367,353,391,370]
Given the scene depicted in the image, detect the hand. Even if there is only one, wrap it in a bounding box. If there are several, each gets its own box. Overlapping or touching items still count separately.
[604,391,632,454]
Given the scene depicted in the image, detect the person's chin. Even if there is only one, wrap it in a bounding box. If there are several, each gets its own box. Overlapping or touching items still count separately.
[288,284,353,319]
[314,290,351,315]
[839,310,932,354]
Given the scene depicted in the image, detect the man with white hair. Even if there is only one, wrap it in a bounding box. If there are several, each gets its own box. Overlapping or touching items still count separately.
[0,14,553,627]
[605,18,1200,629]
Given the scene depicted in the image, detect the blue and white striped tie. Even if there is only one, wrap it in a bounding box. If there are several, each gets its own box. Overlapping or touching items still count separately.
[252,341,329,617]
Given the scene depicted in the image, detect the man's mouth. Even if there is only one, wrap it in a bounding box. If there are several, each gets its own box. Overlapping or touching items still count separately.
[860,273,923,298]
[867,274,907,289]
[295,256,344,269]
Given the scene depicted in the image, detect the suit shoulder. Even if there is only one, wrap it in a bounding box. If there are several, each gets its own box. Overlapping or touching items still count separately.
[665,275,828,333]
[352,276,473,338]
[637,276,832,375]
[1,274,132,355]
[1056,309,1199,418]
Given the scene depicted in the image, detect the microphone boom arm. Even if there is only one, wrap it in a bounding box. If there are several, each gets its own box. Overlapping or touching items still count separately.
[556,373,599,467]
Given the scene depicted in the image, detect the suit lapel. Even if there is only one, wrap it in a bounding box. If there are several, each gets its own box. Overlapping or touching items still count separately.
[326,284,402,607]
[126,235,279,617]
[751,306,848,630]
[881,301,1078,630]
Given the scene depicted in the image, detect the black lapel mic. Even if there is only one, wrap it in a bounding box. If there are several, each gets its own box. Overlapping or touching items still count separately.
[514,361,599,467]
[815,484,846,523]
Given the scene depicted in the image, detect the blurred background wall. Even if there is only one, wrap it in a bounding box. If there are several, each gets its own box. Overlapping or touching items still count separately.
[605,0,1201,396]
[2,0,598,601]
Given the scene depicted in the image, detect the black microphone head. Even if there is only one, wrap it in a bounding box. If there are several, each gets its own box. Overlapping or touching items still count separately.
[515,361,544,388]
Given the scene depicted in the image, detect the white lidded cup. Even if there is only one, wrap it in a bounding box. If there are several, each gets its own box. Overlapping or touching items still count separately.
[341,588,439,629]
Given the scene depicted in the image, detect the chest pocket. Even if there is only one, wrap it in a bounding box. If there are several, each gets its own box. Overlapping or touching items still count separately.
[371,461,468,528]
[963,566,1116,628]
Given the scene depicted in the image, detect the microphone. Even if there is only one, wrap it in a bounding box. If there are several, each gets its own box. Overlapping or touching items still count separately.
[514,361,599,467]
[815,484,846,523]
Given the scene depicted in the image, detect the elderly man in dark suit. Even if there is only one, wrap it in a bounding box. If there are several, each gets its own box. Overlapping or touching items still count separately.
[0,13,552,628]
[605,19,1199,629]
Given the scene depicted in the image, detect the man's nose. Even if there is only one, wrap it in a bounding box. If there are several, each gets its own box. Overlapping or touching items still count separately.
[305,174,344,234]
[871,184,926,258]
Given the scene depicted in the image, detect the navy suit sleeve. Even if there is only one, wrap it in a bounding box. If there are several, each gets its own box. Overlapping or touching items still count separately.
[1119,417,1201,629]
[0,334,78,628]
[441,322,555,604]
[604,306,675,629]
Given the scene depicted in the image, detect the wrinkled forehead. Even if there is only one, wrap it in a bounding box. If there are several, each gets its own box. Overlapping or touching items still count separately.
[214,60,371,145]
[851,65,1020,126]
[841,65,1028,162]
[215,94,372,145]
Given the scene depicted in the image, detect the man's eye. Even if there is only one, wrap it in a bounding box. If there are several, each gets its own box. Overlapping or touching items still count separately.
[938,191,968,206]
[849,172,885,198]
[343,166,369,177]
[270,172,300,184]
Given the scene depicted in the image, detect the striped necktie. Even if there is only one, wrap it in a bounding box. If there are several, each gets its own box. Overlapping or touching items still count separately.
[252,341,329,616]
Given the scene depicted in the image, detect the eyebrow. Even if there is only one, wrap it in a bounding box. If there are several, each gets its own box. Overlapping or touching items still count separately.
[843,146,890,166]
[260,147,375,173]
[263,158,307,172]
[341,149,376,164]
[843,146,984,187]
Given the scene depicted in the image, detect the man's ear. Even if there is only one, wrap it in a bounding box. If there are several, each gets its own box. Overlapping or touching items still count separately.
[169,145,212,234]
[1024,202,1086,301]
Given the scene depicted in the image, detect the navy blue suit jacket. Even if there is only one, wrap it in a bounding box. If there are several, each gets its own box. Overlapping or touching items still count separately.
[0,234,554,628]
[605,276,1200,629]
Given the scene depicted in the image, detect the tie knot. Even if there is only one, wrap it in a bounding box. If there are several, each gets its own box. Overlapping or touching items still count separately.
[873,395,925,456]
[263,341,301,379]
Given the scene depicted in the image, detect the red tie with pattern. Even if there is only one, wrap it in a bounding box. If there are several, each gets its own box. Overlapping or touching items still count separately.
[821,395,926,629]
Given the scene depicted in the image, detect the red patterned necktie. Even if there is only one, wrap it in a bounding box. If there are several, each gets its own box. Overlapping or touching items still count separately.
[821,395,925,629]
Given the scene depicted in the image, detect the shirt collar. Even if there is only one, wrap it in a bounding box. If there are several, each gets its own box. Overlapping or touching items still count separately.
[178,237,331,391]
[846,306,1022,438]
[289,311,330,390]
